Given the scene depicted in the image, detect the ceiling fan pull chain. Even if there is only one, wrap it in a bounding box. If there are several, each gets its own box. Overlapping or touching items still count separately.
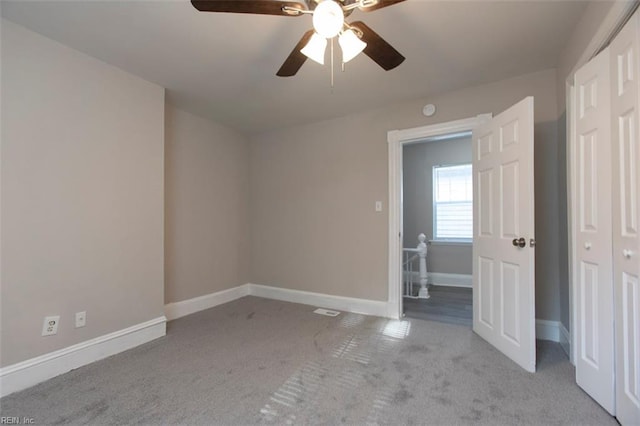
[331,37,335,89]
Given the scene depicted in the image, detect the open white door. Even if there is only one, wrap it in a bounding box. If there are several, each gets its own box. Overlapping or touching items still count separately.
[472,97,536,372]
[572,46,616,415]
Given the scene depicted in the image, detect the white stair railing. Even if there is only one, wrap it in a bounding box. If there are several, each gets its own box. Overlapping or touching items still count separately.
[402,233,430,299]
[402,248,419,298]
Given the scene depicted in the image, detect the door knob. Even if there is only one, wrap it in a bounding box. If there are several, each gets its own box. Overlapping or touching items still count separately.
[512,237,526,248]
[623,249,634,259]
[584,242,592,250]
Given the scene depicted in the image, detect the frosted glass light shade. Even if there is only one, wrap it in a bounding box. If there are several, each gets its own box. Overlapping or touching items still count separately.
[312,0,344,39]
[339,29,367,63]
[301,33,327,65]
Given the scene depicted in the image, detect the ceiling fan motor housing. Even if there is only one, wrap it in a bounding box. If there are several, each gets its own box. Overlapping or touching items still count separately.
[312,1,345,38]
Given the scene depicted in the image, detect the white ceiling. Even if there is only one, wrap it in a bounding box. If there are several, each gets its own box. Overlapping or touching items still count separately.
[1,0,588,135]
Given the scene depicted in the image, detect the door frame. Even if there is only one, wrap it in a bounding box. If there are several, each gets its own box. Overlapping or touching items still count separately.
[386,114,492,319]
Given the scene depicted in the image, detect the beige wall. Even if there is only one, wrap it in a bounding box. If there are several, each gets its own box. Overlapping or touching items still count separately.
[403,136,473,275]
[250,68,561,321]
[1,20,165,366]
[164,105,249,303]
[249,114,390,300]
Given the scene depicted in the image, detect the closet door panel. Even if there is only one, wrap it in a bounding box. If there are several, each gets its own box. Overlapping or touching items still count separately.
[573,46,615,414]
[610,12,640,426]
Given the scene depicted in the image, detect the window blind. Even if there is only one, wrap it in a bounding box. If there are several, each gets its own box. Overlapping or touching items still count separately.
[433,164,473,240]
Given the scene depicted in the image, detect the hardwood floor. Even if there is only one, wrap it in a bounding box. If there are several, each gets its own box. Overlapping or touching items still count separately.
[403,285,472,327]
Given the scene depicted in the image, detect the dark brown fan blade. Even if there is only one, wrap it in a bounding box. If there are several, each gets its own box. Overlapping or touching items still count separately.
[276,30,314,77]
[359,0,405,12]
[191,0,306,16]
[351,21,405,71]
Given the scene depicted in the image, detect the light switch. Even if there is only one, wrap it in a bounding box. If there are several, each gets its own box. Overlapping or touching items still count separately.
[375,201,383,212]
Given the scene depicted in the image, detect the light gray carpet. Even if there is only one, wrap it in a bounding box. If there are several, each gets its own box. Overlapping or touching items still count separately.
[1,296,616,425]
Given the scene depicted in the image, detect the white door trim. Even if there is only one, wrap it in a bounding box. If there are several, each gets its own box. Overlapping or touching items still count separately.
[386,114,492,319]
[567,81,577,365]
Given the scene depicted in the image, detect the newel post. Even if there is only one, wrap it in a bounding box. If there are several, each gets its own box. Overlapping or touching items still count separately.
[417,233,430,299]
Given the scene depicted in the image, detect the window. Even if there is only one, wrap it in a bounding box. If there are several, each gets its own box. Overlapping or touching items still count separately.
[433,164,472,241]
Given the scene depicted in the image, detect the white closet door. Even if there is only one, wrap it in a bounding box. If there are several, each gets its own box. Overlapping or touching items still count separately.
[610,12,640,426]
[573,47,615,414]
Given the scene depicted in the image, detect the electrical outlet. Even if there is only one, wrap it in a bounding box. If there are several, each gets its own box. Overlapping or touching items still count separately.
[75,311,86,328]
[42,315,60,336]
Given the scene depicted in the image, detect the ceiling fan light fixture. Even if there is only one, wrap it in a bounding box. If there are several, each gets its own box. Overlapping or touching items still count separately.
[312,0,344,39]
[301,32,327,65]
[339,29,367,63]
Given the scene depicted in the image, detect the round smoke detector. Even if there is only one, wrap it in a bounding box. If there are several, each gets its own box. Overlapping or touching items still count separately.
[423,104,436,117]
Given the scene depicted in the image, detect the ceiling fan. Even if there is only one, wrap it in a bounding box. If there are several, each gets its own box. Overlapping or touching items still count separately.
[191,0,406,77]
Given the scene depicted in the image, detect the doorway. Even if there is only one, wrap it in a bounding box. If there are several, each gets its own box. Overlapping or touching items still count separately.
[387,115,491,321]
[401,132,473,326]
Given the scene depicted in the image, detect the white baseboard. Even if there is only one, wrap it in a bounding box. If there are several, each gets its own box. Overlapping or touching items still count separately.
[0,316,166,398]
[559,322,571,359]
[248,284,390,318]
[164,284,250,321]
[404,272,472,288]
[428,272,472,288]
[535,319,561,342]
[164,283,389,319]
[536,320,571,356]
